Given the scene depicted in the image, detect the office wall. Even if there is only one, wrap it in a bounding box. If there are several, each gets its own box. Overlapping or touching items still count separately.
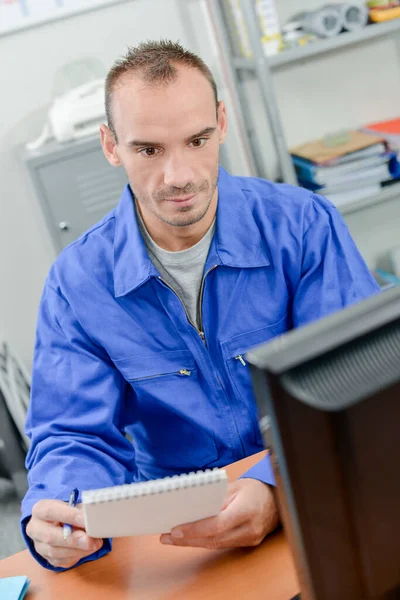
[1,0,399,367]
[0,0,249,368]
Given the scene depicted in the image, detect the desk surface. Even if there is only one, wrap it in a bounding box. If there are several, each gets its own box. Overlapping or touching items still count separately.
[0,452,299,600]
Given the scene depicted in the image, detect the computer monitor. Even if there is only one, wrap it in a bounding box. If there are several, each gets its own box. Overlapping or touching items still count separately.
[247,286,400,600]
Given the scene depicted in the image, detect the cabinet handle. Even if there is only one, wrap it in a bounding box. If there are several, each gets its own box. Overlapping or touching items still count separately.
[59,221,70,231]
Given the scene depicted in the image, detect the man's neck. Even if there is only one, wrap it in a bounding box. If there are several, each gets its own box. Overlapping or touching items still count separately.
[136,191,218,252]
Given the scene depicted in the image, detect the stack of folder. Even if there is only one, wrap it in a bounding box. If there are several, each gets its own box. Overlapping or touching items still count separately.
[291,130,400,207]
[368,1,400,23]
[362,117,400,152]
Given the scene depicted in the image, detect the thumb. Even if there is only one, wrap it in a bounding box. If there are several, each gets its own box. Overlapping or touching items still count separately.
[221,482,241,511]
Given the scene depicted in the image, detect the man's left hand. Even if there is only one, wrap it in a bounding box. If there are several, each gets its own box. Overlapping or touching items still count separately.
[160,478,279,550]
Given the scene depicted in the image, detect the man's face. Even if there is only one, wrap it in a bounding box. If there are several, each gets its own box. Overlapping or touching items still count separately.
[102,66,227,228]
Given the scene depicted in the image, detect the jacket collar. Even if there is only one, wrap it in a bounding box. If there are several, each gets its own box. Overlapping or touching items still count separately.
[113,167,271,298]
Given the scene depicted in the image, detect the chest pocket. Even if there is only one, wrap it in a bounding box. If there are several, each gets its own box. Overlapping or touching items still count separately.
[220,314,289,444]
[113,349,219,471]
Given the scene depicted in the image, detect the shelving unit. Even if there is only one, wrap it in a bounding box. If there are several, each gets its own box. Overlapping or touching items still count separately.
[211,1,400,217]
[234,16,400,70]
[339,182,400,216]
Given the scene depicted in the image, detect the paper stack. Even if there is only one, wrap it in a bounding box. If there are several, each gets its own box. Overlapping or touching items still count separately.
[291,130,400,207]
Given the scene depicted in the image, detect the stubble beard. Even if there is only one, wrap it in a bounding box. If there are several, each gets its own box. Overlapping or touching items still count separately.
[132,166,219,228]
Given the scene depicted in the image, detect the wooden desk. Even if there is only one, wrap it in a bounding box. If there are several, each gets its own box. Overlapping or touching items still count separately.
[0,452,299,599]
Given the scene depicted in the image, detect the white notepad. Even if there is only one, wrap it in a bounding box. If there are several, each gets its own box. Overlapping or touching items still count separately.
[82,468,228,538]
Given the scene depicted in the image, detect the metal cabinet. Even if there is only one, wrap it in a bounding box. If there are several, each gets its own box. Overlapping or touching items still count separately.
[22,135,128,251]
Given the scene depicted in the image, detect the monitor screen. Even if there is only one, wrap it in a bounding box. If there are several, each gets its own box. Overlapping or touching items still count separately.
[247,286,400,600]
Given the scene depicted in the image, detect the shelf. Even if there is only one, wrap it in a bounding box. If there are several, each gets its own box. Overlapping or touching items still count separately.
[337,182,400,216]
[233,56,257,70]
[233,18,400,71]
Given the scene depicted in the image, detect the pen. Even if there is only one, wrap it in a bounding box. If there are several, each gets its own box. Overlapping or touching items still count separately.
[63,488,79,540]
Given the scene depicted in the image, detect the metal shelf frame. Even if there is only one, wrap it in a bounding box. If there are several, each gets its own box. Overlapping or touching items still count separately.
[339,181,400,216]
[234,17,400,70]
[214,0,400,215]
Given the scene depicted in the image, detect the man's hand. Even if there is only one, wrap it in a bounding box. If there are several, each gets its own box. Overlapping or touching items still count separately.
[160,478,279,550]
[26,499,104,569]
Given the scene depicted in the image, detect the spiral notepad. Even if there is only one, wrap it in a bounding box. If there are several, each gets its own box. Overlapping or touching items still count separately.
[82,468,228,538]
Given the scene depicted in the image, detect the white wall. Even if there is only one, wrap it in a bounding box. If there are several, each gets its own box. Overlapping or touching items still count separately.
[0,0,249,368]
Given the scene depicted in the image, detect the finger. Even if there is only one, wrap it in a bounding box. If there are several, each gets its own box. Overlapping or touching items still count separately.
[169,500,248,541]
[161,523,260,550]
[37,551,88,570]
[34,541,102,563]
[169,515,226,541]
[32,500,86,529]
[221,483,241,511]
[46,558,81,569]
[28,519,102,552]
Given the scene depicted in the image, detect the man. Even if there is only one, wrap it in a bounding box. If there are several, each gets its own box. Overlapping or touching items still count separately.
[23,40,379,571]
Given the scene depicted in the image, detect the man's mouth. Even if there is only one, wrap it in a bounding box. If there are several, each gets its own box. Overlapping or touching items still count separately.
[165,194,197,205]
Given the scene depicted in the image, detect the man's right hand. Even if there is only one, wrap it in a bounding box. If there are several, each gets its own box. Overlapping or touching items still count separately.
[26,499,104,569]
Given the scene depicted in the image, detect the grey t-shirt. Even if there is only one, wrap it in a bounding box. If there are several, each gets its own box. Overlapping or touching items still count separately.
[136,206,215,330]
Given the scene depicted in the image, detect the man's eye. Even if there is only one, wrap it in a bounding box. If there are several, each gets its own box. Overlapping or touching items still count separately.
[190,138,207,148]
[139,147,159,157]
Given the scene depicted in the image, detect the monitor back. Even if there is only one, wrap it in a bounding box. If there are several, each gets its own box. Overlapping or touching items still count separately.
[248,288,400,600]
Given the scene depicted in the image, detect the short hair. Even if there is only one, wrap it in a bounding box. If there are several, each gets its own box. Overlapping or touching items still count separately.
[105,39,219,141]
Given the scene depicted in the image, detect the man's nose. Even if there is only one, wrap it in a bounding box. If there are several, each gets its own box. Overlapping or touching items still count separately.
[163,153,195,190]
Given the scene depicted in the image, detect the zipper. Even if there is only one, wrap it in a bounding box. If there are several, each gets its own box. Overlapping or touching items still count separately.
[235,355,246,367]
[197,264,218,342]
[132,369,191,382]
[159,264,217,344]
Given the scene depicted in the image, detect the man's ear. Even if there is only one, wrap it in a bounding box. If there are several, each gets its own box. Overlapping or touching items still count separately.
[217,101,228,145]
[100,124,122,167]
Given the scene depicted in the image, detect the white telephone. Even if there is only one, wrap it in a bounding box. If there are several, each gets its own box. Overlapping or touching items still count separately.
[26,78,106,150]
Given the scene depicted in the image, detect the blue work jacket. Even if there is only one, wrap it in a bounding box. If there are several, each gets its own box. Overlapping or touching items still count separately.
[22,167,379,569]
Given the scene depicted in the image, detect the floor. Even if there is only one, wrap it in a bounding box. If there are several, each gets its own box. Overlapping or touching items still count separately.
[0,478,25,560]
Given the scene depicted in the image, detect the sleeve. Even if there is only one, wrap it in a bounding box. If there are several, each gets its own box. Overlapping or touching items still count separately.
[292,193,380,328]
[241,194,379,488]
[239,454,276,486]
[21,282,137,571]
